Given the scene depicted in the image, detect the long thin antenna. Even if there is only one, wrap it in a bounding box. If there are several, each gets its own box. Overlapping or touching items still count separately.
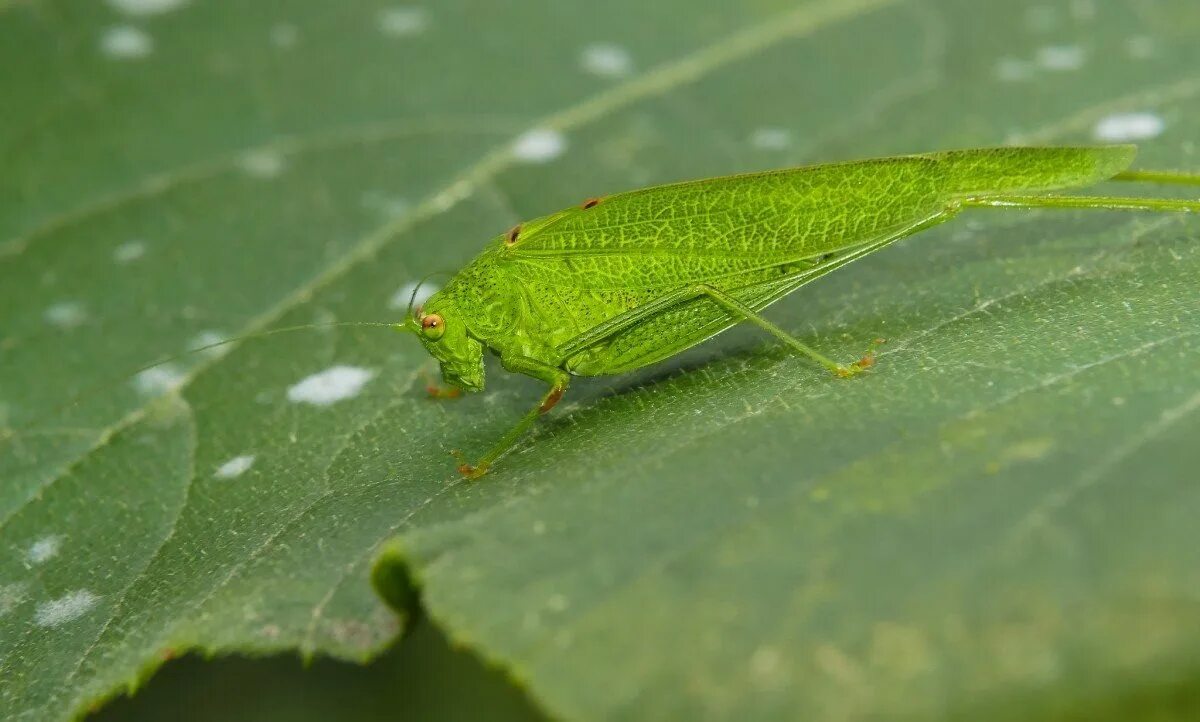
[405,271,455,321]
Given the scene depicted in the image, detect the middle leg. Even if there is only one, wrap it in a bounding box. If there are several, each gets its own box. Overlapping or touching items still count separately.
[692,284,868,377]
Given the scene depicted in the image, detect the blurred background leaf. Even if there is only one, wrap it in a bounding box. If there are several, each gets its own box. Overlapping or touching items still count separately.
[92,618,546,722]
[1,0,1199,720]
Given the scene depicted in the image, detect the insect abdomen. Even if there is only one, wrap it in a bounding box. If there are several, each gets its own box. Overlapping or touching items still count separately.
[930,145,1137,196]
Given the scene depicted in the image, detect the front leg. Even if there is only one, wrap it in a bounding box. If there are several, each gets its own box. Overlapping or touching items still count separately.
[456,354,569,479]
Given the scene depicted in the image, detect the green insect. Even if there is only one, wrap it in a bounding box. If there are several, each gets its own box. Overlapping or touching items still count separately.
[395,144,1200,478]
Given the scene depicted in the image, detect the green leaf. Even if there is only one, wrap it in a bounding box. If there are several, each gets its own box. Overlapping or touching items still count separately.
[2,1,1199,721]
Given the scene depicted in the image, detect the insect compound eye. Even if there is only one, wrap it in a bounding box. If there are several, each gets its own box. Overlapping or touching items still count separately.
[420,313,446,341]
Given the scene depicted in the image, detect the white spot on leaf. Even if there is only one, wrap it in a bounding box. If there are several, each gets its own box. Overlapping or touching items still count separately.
[214,454,256,479]
[45,302,87,328]
[189,330,228,356]
[1036,45,1085,71]
[1093,112,1165,142]
[512,129,566,163]
[750,127,792,151]
[133,364,186,395]
[389,281,439,311]
[35,590,100,627]
[361,190,410,219]
[995,57,1034,82]
[580,43,633,78]
[239,149,286,178]
[113,240,146,263]
[750,645,783,680]
[287,366,376,406]
[378,7,428,37]
[26,536,62,566]
[101,26,153,59]
[270,23,300,48]
[106,0,188,15]
[0,582,29,618]
[1125,35,1155,59]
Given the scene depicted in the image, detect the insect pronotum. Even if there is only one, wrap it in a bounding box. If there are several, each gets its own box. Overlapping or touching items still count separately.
[396,145,1200,477]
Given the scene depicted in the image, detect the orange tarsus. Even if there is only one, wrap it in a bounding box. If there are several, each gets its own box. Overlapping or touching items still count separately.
[427,385,461,399]
[420,370,462,399]
[451,449,485,478]
[854,338,887,370]
[458,463,488,479]
[539,387,565,413]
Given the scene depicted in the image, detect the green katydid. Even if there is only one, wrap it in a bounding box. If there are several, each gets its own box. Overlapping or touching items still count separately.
[394,144,1200,478]
[19,145,1193,477]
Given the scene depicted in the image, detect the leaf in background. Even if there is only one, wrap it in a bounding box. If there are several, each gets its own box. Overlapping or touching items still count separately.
[91,618,546,722]
[1,0,1199,721]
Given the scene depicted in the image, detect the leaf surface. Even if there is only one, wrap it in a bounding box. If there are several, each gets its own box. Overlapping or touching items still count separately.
[2,1,1199,720]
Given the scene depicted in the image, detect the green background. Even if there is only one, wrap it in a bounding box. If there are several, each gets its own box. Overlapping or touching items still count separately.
[1,1,1199,720]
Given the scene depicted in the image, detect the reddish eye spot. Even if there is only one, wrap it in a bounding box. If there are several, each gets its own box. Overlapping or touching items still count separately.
[506,224,521,245]
[420,312,446,340]
[581,197,601,209]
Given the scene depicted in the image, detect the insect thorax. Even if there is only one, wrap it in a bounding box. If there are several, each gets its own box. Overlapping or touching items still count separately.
[447,252,626,364]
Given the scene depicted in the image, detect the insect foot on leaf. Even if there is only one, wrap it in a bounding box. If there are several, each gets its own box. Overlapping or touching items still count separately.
[834,365,862,379]
[451,449,488,479]
[428,385,462,399]
[833,338,886,378]
[853,338,887,372]
[459,464,488,479]
[420,369,462,399]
